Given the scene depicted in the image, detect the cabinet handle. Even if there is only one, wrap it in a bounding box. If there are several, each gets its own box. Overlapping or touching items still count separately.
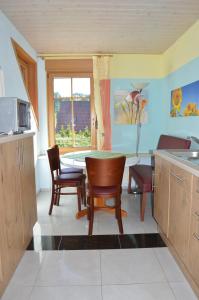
[170,172,184,182]
[18,143,21,169]
[152,171,157,189]
[21,142,24,166]
[193,232,199,241]
[194,211,199,218]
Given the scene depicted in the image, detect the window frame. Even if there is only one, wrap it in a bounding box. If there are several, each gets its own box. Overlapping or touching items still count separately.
[47,71,96,153]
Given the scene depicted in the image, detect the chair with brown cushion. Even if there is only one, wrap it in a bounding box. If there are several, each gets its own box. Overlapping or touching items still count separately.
[86,156,126,236]
[47,146,86,215]
[128,134,191,221]
[54,145,86,205]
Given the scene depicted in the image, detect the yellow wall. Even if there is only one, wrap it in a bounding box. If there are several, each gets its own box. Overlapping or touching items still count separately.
[110,54,164,78]
[163,20,199,75]
[110,20,199,79]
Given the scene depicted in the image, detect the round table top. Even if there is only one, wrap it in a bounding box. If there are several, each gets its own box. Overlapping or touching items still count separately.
[61,150,140,168]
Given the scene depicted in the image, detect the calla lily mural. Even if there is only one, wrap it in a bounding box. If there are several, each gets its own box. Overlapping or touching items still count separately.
[170,80,199,117]
[114,88,148,125]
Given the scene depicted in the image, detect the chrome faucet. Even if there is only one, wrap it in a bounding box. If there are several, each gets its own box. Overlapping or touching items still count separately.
[187,136,199,144]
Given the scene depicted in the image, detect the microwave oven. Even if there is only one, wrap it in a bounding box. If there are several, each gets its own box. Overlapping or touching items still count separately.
[0,97,31,133]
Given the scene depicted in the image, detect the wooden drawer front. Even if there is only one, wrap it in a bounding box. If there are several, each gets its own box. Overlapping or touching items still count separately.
[191,212,199,236]
[170,164,192,192]
[189,214,199,286]
[154,156,170,186]
[154,156,170,235]
[192,176,199,213]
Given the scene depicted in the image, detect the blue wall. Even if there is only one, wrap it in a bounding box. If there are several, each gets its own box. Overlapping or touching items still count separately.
[165,57,199,145]
[111,78,167,153]
[111,57,199,153]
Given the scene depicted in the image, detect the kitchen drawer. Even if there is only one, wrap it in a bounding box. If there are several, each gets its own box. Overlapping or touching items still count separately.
[170,164,192,192]
[192,176,199,213]
[189,213,199,286]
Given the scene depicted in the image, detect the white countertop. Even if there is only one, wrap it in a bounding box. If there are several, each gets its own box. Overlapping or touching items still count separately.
[155,150,199,177]
[0,131,35,144]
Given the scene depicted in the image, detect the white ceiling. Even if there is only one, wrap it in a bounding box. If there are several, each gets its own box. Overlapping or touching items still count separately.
[1,0,199,54]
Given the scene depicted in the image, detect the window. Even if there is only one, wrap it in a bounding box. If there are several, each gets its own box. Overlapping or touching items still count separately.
[46,59,96,152]
[54,76,92,148]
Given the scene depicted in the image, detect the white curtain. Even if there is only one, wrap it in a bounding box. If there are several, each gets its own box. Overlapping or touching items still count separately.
[92,56,110,150]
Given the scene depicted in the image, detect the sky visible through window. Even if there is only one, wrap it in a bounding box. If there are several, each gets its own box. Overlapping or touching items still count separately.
[54,77,90,97]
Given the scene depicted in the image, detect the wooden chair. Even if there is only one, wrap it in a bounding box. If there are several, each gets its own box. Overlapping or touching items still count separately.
[54,145,84,175]
[128,134,191,221]
[47,146,86,215]
[86,156,126,236]
[54,145,86,206]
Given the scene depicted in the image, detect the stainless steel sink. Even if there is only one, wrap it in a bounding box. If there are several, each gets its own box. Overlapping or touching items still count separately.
[168,150,199,164]
[188,151,199,159]
[181,151,199,159]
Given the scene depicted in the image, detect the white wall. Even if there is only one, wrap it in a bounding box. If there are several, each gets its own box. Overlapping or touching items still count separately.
[36,58,51,191]
[0,10,46,193]
[0,67,5,96]
[0,11,37,98]
[37,58,49,154]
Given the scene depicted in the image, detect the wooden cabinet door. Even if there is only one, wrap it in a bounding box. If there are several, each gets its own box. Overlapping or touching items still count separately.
[0,145,9,294]
[0,141,24,275]
[19,137,37,247]
[188,176,199,286]
[0,136,37,296]
[168,164,192,264]
[0,215,10,294]
[154,156,170,236]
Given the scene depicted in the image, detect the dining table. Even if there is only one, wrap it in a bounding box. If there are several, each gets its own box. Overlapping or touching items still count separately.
[61,150,141,219]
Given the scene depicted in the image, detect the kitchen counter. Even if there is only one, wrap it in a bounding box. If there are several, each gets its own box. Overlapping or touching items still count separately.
[154,149,199,177]
[0,131,35,144]
[154,150,199,298]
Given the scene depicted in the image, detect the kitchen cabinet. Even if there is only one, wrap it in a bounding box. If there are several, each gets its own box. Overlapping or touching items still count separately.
[168,164,192,265]
[154,153,199,297]
[188,176,199,287]
[154,156,170,236]
[20,138,37,246]
[0,134,37,296]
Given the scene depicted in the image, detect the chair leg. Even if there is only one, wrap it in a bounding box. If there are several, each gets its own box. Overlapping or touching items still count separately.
[77,186,82,212]
[49,186,55,215]
[128,168,132,194]
[151,193,154,218]
[82,178,86,207]
[115,204,118,219]
[80,179,84,205]
[87,196,91,220]
[140,192,147,221]
[116,195,123,234]
[55,186,61,206]
[88,197,94,236]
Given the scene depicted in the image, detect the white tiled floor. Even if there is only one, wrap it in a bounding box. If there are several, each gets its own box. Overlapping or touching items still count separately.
[1,191,198,299]
[2,248,197,300]
[34,189,157,236]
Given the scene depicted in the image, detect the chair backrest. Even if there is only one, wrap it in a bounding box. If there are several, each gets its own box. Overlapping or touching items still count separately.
[157,134,191,150]
[85,156,126,187]
[47,146,60,179]
[54,144,61,171]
